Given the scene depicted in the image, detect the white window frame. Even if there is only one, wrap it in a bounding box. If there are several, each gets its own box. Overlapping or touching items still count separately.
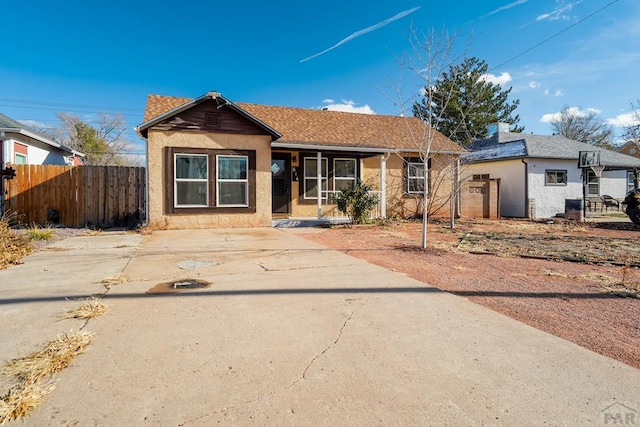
[586,170,599,197]
[628,171,636,192]
[407,161,426,194]
[333,158,357,192]
[303,157,328,200]
[216,155,249,207]
[174,153,209,208]
[14,153,27,165]
[545,169,567,186]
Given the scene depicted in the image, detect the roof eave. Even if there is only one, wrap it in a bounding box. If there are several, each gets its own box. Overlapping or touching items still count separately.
[0,127,80,156]
[135,92,282,140]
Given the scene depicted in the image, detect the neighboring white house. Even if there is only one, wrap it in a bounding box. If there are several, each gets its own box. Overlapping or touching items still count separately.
[0,113,83,167]
[463,130,640,219]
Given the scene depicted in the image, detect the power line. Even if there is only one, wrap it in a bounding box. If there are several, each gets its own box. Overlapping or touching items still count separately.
[491,0,622,71]
[0,97,143,112]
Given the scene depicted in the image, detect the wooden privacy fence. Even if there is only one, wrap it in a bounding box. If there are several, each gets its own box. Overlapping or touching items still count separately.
[4,164,146,228]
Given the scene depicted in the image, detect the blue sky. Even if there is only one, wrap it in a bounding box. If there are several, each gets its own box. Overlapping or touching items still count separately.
[1,0,638,156]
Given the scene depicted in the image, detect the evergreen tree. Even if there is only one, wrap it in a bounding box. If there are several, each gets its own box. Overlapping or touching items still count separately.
[413,57,523,146]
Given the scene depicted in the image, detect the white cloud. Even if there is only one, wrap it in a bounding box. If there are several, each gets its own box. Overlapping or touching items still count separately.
[480,72,512,86]
[540,106,600,123]
[543,89,565,97]
[607,112,640,127]
[322,98,334,104]
[536,0,583,22]
[529,81,539,88]
[321,99,375,114]
[300,6,421,63]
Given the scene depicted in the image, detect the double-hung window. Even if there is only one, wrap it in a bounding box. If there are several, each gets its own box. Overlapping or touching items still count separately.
[407,161,425,194]
[628,171,636,192]
[545,170,567,186]
[334,159,357,192]
[217,155,248,207]
[174,154,208,207]
[168,147,255,213]
[304,157,328,199]
[587,171,599,196]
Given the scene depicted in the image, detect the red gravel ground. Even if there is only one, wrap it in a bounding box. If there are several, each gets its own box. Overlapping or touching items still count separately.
[300,219,640,370]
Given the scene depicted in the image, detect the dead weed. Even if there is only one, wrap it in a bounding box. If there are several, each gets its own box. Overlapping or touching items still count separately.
[61,297,108,320]
[0,382,56,424]
[101,273,127,288]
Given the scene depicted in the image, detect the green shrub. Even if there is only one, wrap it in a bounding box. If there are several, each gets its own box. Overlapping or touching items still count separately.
[25,224,54,241]
[334,181,379,224]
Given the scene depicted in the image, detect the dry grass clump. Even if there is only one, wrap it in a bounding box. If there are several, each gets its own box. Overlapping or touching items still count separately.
[24,224,55,241]
[0,382,56,424]
[0,330,93,423]
[61,297,108,320]
[0,212,33,269]
[101,273,127,289]
[2,331,94,384]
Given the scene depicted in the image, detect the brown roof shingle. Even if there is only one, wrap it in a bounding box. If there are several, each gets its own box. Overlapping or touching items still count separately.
[142,94,464,153]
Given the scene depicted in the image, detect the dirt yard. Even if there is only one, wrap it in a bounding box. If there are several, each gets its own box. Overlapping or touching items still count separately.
[300,218,640,370]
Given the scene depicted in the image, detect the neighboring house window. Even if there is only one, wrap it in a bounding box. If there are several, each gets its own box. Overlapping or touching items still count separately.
[586,170,599,196]
[217,155,248,207]
[405,158,429,195]
[165,147,256,214]
[304,157,328,199]
[472,174,489,180]
[545,170,567,186]
[174,154,208,207]
[628,171,636,192]
[334,159,357,192]
[14,153,27,165]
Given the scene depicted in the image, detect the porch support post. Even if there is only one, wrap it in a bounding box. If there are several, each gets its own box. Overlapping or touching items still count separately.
[380,152,389,218]
[317,151,322,220]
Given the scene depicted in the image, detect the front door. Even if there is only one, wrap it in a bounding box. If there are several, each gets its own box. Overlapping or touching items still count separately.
[271,153,290,214]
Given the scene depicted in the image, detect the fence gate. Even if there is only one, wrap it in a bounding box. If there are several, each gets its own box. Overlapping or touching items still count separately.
[3,164,146,228]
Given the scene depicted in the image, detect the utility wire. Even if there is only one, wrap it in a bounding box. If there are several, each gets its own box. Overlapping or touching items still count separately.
[491,0,621,71]
[0,97,143,112]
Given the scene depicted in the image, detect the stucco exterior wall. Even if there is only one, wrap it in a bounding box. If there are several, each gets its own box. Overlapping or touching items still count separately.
[466,158,632,218]
[147,129,272,228]
[363,152,456,219]
[599,170,629,198]
[526,159,584,218]
[465,159,526,217]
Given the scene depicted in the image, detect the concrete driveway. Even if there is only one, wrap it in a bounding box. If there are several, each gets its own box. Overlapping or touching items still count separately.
[1,228,639,426]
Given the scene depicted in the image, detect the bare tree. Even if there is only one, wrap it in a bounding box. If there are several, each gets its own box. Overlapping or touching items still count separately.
[50,112,138,166]
[622,100,640,143]
[550,107,614,148]
[390,27,467,248]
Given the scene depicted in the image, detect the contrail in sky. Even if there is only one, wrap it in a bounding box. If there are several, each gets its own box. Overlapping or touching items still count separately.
[485,0,528,17]
[300,6,421,63]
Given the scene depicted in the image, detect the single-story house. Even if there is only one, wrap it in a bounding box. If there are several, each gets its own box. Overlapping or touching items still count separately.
[463,129,640,219]
[617,140,640,159]
[0,113,84,167]
[135,91,466,228]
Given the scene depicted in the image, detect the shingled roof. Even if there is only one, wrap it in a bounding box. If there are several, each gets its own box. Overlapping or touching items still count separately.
[465,131,640,169]
[140,93,464,153]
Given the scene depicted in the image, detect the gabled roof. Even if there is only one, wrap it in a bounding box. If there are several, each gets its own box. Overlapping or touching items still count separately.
[0,112,83,157]
[136,92,281,140]
[138,92,465,154]
[465,131,640,169]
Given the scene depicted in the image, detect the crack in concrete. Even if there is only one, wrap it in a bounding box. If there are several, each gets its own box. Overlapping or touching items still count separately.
[256,264,359,272]
[299,312,353,380]
[199,311,355,421]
